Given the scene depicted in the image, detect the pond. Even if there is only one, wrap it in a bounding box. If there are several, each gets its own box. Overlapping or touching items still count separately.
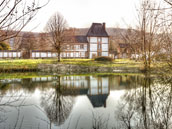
[0,73,172,129]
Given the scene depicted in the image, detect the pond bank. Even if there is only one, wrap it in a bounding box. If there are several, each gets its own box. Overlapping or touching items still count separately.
[0,68,37,73]
[38,64,142,74]
[0,59,168,74]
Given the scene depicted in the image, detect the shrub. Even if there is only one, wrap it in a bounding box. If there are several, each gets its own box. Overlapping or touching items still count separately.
[0,42,10,50]
[94,56,113,62]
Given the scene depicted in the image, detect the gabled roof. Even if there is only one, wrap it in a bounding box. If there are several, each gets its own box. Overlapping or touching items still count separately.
[64,35,88,43]
[86,23,109,37]
[75,36,88,43]
[87,94,108,108]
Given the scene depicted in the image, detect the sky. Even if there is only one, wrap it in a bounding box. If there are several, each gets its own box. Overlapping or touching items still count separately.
[24,0,141,32]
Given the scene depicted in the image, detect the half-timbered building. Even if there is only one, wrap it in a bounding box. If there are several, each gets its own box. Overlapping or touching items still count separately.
[61,22,109,59]
[3,23,111,59]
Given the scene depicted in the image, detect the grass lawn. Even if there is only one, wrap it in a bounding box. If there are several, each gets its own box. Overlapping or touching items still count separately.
[0,59,56,71]
[0,58,167,71]
[61,58,143,68]
[0,72,54,79]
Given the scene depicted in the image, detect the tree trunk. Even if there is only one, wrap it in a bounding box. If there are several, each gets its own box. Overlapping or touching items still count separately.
[58,51,60,62]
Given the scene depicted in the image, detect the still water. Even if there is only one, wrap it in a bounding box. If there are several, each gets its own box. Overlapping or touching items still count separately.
[0,74,172,129]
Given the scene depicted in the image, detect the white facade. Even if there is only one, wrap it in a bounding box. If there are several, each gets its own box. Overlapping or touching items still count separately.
[102,38,108,43]
[90,37,97,43]
[89,52,97,59]
[102,44,108,51]
[88,37,109,59]
[90,44,97,51]
[102,52,108,56]
[88,76,109,95]
[0,51,21,58]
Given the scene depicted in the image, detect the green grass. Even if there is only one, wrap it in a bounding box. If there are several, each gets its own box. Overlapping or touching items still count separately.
[0,58,167,72]
[0,59,56,71]
[60,58,143,68]
[0,72,55,79]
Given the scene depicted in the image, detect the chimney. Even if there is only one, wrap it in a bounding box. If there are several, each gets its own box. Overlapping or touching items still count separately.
[103,22,106,30]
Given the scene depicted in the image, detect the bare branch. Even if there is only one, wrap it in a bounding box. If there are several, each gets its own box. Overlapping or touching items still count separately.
[0,0,50,42]
[45,12,68,62]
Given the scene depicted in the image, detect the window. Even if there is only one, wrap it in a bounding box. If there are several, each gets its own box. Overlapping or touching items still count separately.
[90,44,97,51]
[102,38,108,43]
[74,45,77,50]
[98,79,102,87]
[81,52,85,57]
[75,45,79,50]
[98,38,101,42]
[67,53,70,57]
[76,52,79,57]
[84,45,87,50]
[63,53,66,57]
[67,45,70,50]
[102,52,108,56]
[102,44,108,51]
[71,45,74,50]
[90,37,97,42]
[71,53,74,57]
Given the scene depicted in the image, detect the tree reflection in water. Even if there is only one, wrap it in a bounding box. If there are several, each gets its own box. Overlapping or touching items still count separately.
[1,74,172,129]
[41,76,75,127]
[116,73,172,129]
[0,81,27,129]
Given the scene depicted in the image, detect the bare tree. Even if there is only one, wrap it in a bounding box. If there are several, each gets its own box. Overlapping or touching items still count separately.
[121,28,142,61]
[129,0,163,71]
[19,32,37,50]
[16,32,37,58]
[0,0,49,42]
[41,76,74,128]
[116,73,172,129]
[164,0,172,6]
[45,12,68,62]
[38,33,49,50]
[120,0,172,72]
[158,0,172,69]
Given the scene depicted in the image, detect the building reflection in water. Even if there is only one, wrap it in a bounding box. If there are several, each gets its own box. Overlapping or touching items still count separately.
[0,75,135,109]
[0,74,140,129]
[60,75,110,108]
[37,75,110,127]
